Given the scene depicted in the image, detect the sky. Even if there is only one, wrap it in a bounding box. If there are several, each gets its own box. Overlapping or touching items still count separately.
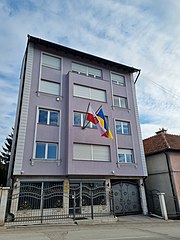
[0,0,180,149]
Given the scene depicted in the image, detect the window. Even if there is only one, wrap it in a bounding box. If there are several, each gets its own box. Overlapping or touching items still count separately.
[117,149,134,163]
[40,80,60,95]
[42,53,61,70]
[115,120,130,135]
[73,84,106,102]
[35,142,58,160]
[72,62,102,79]
[111,73,125,86]
[38,109,59,126]
[74,112,97,129]
[18,182,63,210]
[113,96,127,108]
[73,144,110,161]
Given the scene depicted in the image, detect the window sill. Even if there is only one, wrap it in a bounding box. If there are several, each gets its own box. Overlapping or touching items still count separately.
[42,65,61,71]
[36,91,63,100]
[116,133,131,136]
[112,106,131,111]
[71,70,102,80]
[112,83,125,87]
[117,162,137,168]
[73,95,107,103]
[37,123,59,127]
[73,159,110,162]
[30,158,61,166]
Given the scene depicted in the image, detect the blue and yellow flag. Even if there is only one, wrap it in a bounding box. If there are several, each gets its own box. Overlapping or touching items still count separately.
[96,108,113,139]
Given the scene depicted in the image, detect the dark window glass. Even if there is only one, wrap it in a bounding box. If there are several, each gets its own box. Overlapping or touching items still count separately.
[47,144,57,160]
[74,112,81,126]
[39,110,48,124]
[50,111,58,125]
[36,143,45,159]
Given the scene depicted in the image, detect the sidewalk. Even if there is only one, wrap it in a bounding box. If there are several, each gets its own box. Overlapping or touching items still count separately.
[71,214,167,225]
[3,214,167,228]
[0,215,179,240]
[1,214,176,229]
[0,215,180,240]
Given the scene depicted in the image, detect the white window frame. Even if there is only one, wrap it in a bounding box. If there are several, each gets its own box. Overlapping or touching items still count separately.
[115,120,131,135]
[111,73,125,86]
[113,96,128,108]
[38,108,59,126]
[39,79,60,96]
[73,144,110,162]
[72,62,102,79]
[35,142,58,160]
[42,53,61,70]
[117,149,134,164]
[73,84,106,102]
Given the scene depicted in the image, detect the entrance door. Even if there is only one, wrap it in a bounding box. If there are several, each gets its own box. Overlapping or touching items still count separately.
[112,181,142,215]
[69,183,81,214]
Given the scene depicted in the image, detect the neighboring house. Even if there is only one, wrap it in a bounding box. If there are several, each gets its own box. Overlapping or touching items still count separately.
[7,35,147,223]
[143,129,180,218]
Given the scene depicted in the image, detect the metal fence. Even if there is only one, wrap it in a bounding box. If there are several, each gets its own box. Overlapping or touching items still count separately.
[5,183,114,225]
[146,189,161,216]
[164,195,180,219]
[146,189,180,219]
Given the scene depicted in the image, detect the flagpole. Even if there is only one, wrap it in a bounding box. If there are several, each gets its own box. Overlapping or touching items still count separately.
[82,102,90,129]
[95,105,102,114]
[82,104,103,130]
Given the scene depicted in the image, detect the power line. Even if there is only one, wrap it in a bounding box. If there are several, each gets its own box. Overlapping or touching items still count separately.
[147,79,180,100]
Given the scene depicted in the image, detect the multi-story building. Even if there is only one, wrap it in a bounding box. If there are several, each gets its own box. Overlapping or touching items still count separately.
[8,35,147,222]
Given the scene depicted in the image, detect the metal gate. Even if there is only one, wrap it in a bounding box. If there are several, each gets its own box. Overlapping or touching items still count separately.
[5,182,113,225]
[112,181,142,215]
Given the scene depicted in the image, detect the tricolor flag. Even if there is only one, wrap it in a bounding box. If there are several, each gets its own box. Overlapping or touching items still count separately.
[97,108,114,139]
[86,105,113,139]
[87,105,107,137]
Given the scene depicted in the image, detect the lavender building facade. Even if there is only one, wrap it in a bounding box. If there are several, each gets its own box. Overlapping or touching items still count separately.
[8,35,148,219]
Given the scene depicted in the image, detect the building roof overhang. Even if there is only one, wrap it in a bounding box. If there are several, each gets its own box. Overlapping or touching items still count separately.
[145,148,180,157]
[27,35,140,74]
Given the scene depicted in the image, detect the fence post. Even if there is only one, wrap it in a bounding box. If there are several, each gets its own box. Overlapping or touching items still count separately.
[111,190,115,217]
[0,187,10,225]
[91,190,94,219]
[157,193,168,220]
[72,191,76,221]
[40,182,44,224]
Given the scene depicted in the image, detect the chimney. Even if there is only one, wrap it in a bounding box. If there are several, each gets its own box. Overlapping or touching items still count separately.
[156,128,167,135]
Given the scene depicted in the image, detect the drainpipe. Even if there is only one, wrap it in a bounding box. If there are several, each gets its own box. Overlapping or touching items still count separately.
[134,69,141,84]
[164,151,179,216]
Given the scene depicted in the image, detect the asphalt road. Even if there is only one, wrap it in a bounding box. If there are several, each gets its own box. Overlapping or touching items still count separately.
[0,220,180,240]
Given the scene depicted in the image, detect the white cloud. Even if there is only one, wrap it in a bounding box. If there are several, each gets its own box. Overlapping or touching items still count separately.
[0,0,180,149]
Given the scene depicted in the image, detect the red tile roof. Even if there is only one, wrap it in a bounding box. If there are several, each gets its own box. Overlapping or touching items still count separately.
[143,131,180,155]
